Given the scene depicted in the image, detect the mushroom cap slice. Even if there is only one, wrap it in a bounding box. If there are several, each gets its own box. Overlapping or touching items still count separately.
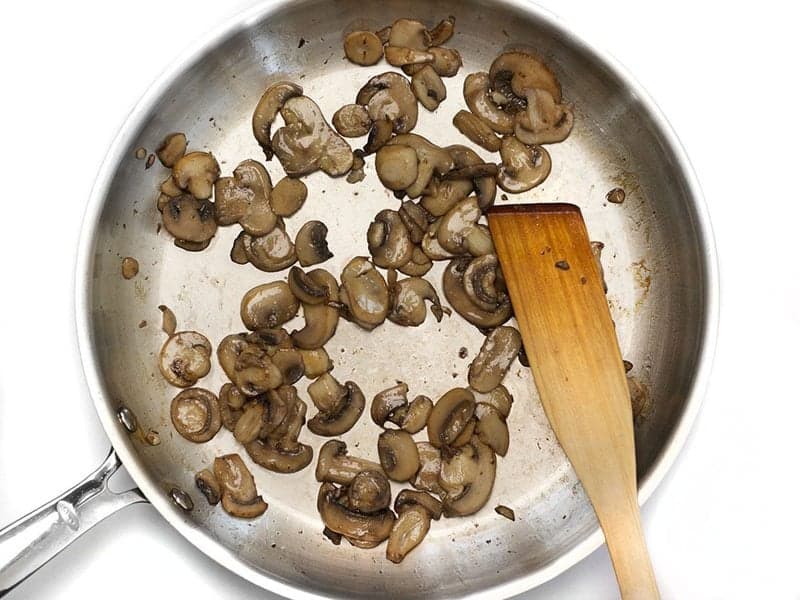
[347,470,392,514]
[172,152,220,200]
[429,47,463,78]
[388,276,444,326]
[398,247,433,277]
[240,282,299,331]
[287,266,336,306]
[395,489,442,520]
[156,132,187,168]
[437,197,481,253]
[245,439,313,473]
[315,440,382,485]
[497,136,552,193]
[471,385,514,418]
[378,430,420,482]
[295,220,333,267]
[475,403,510,456]
[272,96,354,177]
[317,482,395,547]
[243,227,297,272]
[387,134,454,196]
[411,65,447,111]
[214,159,277,236]
[333,103,373,137]
[252,81,303,159]
[443,257,513,328]
[401,395,433,434]
[214,454,268,518]
[441,437,496,517]
[162,195,217,243]
[388,18,431,50]
[219,382,246,431]
[308,381,366,436]
[514,88,574,145]
[233,400,266,444]
[489,50,562,103]
[270,177,308,217]
[357,72,419,134]
[468,326,523,392]
[375,145,419,191]
[217,333,283,396]
[159,331,212,388]
[339,257,390,330]
[427,387,477,448]
[300,348,333,379]
[291,302,339,350]
[367,209,414,269]
[428,16,456,46]
[453,110,502,153]
[371,382,410,427]
[386,504,431,563]
[463,72,515,134]
[385,46,434,67]
[271,348,305,385]
[411,442,444,495]
[170,388,221,442]
[195,469,221,505]
[343,30,384,66]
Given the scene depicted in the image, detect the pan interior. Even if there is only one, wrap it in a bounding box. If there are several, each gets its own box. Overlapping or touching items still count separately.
[83,0,711,597]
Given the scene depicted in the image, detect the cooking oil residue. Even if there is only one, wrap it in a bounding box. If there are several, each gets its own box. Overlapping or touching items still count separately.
[630,259,652,310]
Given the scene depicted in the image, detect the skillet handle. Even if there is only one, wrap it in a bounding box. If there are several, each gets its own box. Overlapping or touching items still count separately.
[0,448,147,597]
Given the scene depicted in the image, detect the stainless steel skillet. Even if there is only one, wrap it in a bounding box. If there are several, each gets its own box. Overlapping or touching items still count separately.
[0,0,718,597]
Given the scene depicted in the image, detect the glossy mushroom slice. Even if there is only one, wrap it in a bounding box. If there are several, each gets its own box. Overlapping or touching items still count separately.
[162,195,217,244]
[470,385,514,418]
[195,469,221,505]
[159,331,212,388]
[317,482,395,549]
[388,18,430,50]
[291,269,340,350]
[213,159,277,236]
[378,430,420,482]
[440,437,496,517]
[272,95,354,177]
[156,132,187,168]
[427,387,476,448]
[468,326,522,393]
[489,50,562,106]
[446,144,497,210]
[217,333,283,396]
[385,46,434,67]
[333,104,373,137]
[497,136,551,193]
[347,470,392,514]
[240,282,299,331]
[356,72,418,135]
[172,152,220,200]
[252,81,303,159]
[421,219,458,261]
[308,379,366,437]
[388,276,445,326]
[246,393,314,474]
[411,65,447,111]
[443,256,513,328]
[428,47,462,77]
[170,388,221,443]
[475,402,510,456]
[339,257,390,330]
[213,454,268,518]
[300,348,333,378]
[386,490,442,563]
[514,88,574,145]
[243,227,297,272]
[398,200,431,245]
[453,110,502,153]
[401,395,433,434]
[270,177,308,217]
[398,247,433,277]
[463,72,515,134]
[295,221,333,267]
[287,266,336,306]
[428,16,455,46]
[343,30,384,66]
[437,197,481,254]
[385,134,453,198]
[371,382,410,428]
[219,382,246,431]
[367,209,414,269]
[315,440,382,485]
[411,442,444,495]
[375,145,419,191]
[233,399,266,444]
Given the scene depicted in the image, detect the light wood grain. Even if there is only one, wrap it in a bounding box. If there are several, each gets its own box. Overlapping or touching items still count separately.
[488,203,659,600]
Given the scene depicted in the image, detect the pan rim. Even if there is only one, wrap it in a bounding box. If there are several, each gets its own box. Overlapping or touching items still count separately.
[74,0,719,597]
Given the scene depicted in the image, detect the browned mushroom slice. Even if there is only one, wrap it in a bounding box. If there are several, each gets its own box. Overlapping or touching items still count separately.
[427,387,476,448]
[246,392,313,473]
[173,238,211,252]
[214,160,277,236]
[463,72,515,134]
[162,195,217,244]
[437,197,481,254]
[371,382,409,427]
[420,177,472,217]
[230,231,249,264]
[375,145,419,191]
[158,304,177,336]
[375,25,391,45]
[252,81,303,159]
[247,438,314,473]
[339,257,390,330]
[219,382,246,431]
[440,437,496,517]
[287,266,335,306]
[468,326,522,393]
[272,96,354,177]
[411,442,443,495]
[315,440,382,485]
[347,150,366,184]
[156,132,187,168]
[463,224,495,257]
[428,16,455,46]
[386,134,453,198]
[240,282,299,331]
[471,385,514,418]
[475,402,510,456]
[429,47,462,77]
[378,430,420,481]
[443,257,512,328]
[395,489,442,520]
[363,118,394,155]
[356,72,418,135]
[157,175,184,211]
[401,395,433,434]
[300,348,333,378]
[333,104,373,138]
[398,247,433,277]
[385,46,433,67]
[421,219,458,261]
[388,276,444,326]
[445,144,497,210]
[514,88,574,145]
[308,372,347,414]
[291,269,339,349]
[411,65,447,111]
[347,470,392,514]
[497,136,551,193]
[233,400,266,444]
[295,221,333,267]
[243,227,297,272]
[453,110,502,153]
[170,388,221,443]
[270,177,308,217]
[271,348,305,385]
[344,31,384,66]
[386,504,430,563]
[397,200,431,244]
[172,152,220,200]
[159,331,212,388]
[388,19,430,50]
[195,469,221,505]
[217,333,283,396]
[308,381,366,436]
[367,209,414,269]
[317,482,395,548]
[213,454,268,518]
[489,50,562,105]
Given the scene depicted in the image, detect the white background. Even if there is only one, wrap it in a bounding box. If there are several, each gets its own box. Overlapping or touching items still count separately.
[1,0,798,598]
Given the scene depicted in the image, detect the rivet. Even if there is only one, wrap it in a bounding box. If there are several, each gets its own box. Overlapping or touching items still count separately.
[116,406,138,433]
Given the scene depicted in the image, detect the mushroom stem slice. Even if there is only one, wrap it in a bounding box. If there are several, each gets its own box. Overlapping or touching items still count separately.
[159,331,212,388]
[315,440,382,485]
[300,348,333,378]
[452,110,502,152]
[427,387,476,448]
[317,482,395,547]
[170,388,221,443]
[386,505,431,563]
[308,381,366,437]
[468,326,523,393]
[344,31,384,66]
[252,81,303,159]
[240,282,299,331]
[385,46,434,67]
[411,65,447,111]
[378,430,420,482]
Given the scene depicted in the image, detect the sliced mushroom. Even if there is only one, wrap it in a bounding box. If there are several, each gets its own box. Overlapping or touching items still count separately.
[398,201,431,244]
[375,145,419,191]
[343,30,384,66]
[219,382,246,431]
[411,442,443,495]
[315,440,382,485]
[300,348,333,378]
[463,224,495,257]
[427,387,476,448]
[386,504,430,563]
[157,176,184,211]
[162,195,217,244]
[428,16,455,46]
[375,25,391,45]
[217,333,283,396]
[411,65,446,111]
[363,117,394,155]
[421,219,458,260]
[514,88,574,145]
[159,331,212,388]
[172,152,220,200]
[347,470,392,514]
[387,18,430,50]
[421,178,472,217]
[356,73,418,134]
[388,276,444,326]
[450,417,477,448]
[271,348,305,385]
[371,382,409,428]
[295,220,333,267]
[385,46,434,67]
[470,385,513,418]
[173,238,211,252]
[230,231,249,264]
[347,149,366,184]
[170,387,221,442]
[475,403,509,456]
[440,437,496,517]
[339,257,389,330]
[395,490,442,520]
[287,266,335,305]
[270,177,308,217]
[252,81,303,159]
[213,160,276,235]
[446,144,497,210]
[243,227,297,272]
[452,110,502,152]
[386,133,454,198]
[398,247,433,276]
[378,430,420,482]
[463,72,515,134]
[308,379,366,437]
[156,132,187,168]
[437,197,481,253]
[158,304,177,336]
[246,393,313,473]
[317,482,395,548]
[333,104,372,137]
[367,209,414,268]
[291,269,340,349]
[489,50,562,105]
[497,136,551,193]
[443,256,512,328]
[429,47,462,77]
[195,469,221,505]
[234,400,266,444]
[272,95,354,177]
[213,454,268,518]
[401,395,433,434]
[468,326,522,393]
[240,282,299,331]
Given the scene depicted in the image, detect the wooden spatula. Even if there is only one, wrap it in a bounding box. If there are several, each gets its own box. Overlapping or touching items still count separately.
[487,203,660,600]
